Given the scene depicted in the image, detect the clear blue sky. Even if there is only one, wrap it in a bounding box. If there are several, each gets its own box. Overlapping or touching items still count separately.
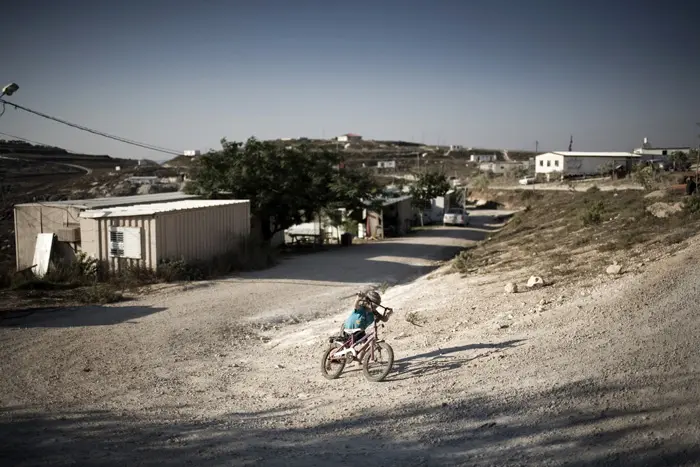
[2,0,699,160]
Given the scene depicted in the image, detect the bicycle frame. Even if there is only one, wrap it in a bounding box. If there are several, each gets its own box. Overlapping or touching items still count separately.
[329,319,383,363]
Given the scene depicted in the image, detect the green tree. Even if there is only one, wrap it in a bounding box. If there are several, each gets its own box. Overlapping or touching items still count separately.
[186,137,381,241]
[669,151,691,171]
[409,170,450,226]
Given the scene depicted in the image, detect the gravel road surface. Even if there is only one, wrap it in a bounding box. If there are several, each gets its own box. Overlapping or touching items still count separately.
[1,213,699,466]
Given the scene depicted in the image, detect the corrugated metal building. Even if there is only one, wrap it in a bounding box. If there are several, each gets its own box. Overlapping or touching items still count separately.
[14,192,198,270]
[79,199,250,271]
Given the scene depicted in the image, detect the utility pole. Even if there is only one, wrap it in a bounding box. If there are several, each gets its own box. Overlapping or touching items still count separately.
[535,140,539,153]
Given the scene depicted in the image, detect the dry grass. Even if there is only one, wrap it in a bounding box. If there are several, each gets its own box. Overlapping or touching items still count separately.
[452,189,700,283]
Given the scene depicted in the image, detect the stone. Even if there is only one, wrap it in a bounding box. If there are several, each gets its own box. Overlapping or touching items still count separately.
[646,202,683,218]
[504,282,518,294]
[527,276,545,288]
[606,264,623,275]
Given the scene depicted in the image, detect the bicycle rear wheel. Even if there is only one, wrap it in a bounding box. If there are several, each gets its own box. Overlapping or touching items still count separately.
[321,345,346,380]
[362,342,394,382]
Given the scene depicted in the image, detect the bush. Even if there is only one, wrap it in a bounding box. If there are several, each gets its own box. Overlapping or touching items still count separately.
[683,195,700,216]
[633,165,656,191]
[586,185,600,193]
[580,200,605,226]
[453,249,473,273]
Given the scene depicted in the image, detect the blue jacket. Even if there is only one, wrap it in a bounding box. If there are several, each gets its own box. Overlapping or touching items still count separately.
[343,305,375,331]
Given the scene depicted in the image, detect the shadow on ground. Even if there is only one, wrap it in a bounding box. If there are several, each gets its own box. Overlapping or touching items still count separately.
[0,305,168,328]
[237,214,509,286]
[389,339,525,381]
[2,374,698,466]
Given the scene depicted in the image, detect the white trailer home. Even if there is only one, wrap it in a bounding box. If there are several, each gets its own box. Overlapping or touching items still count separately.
[535,152,640,180]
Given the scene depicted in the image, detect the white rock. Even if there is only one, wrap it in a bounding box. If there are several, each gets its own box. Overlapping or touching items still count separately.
[527,276,545,288]
[504,283,518,294]
[606,264,623,275]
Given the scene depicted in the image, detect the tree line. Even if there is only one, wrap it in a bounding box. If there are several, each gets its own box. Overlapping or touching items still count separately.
[185,137,451,241]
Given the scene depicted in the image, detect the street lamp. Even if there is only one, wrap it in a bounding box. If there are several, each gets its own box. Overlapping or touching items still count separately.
[1,82,19,98]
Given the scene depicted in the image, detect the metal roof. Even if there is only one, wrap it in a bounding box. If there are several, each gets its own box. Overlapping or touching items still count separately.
[364,195,413,207]
[80,199,249,219]
[539,151,640,158]
[15,191,198,209]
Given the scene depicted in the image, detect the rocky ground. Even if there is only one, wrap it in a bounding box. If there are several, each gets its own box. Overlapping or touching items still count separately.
[2,208,700,466]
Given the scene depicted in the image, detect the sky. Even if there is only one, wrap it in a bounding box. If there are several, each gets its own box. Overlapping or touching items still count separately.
[1,0,699,160]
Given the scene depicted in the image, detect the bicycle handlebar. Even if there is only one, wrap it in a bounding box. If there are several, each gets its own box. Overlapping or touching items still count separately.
[357,292,392,312]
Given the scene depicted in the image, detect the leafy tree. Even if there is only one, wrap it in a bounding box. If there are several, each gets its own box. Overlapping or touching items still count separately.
[669,151,691,171]
[186,137,381,241]
[409,170,450,226]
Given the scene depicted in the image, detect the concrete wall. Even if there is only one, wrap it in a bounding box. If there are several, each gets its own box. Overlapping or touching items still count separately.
[535,154,565,174]
[14,204,82,270]
[80,202,251,271]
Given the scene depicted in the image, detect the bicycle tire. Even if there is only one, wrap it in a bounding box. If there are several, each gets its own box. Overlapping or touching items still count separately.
[321,345,346,380]
[362,342,394,382]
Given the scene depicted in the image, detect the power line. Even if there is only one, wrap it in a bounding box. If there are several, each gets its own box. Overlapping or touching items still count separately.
[0,98,182,156]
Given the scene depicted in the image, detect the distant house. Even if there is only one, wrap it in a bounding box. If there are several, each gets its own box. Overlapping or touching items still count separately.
[633,137,690,160]
[470,154,497,163]
[183,150,201,157]
[535,151,639,179]
[479,161,527,174]
[337,133,362,143]
[449,145,464,151]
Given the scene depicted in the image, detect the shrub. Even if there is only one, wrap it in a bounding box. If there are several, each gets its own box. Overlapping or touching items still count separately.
[683,195,700,216]
[633,165,656,191]
[586,185,600,193]
[453,249,473,273]
[580,200,605,226]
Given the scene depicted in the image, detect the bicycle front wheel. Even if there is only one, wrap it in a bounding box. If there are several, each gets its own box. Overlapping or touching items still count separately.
[362,342,394,382]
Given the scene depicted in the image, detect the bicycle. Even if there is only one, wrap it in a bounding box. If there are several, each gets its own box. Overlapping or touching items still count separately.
[321,303,395,382]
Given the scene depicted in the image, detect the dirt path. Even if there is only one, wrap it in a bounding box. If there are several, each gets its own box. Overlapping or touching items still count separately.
[1,218,699,466]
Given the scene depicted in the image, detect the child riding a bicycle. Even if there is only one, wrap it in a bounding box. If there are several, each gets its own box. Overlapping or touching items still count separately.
[342,290,392,344]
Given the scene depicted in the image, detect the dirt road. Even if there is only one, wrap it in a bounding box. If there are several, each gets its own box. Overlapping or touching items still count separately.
[2,214,699,466]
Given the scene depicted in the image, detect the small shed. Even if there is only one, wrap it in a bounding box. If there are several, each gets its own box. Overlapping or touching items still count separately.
[79,199,250,271]
[365,195,413,239]
[13,192,199,271]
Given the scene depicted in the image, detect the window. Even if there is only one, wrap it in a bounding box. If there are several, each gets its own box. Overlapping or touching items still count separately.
[547,160,551,167]
[109,226,142,259]
[539,160,544,166]
[555,160,560,167]
[662,150,667,156]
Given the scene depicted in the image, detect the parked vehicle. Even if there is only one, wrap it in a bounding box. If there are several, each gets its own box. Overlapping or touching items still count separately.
[443,208,469,227]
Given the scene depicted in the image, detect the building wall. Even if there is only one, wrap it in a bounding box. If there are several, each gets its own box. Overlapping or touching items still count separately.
[634,148,690,157]
[536,154,637,176]
[156,202,250,265]
[14,204,82,270]
[80,202,251,271]
[534,154,565,174]
[479,162,525,174]
[80,215,158,270]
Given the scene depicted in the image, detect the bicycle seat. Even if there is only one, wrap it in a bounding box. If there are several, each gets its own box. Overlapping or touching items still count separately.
[343,328,363,335]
